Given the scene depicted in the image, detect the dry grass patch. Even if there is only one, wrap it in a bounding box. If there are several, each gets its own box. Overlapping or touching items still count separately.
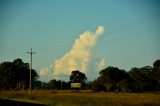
[0,90,160,106]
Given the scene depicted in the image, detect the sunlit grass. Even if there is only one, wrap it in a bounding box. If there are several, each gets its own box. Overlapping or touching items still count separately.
[0,90,160,106]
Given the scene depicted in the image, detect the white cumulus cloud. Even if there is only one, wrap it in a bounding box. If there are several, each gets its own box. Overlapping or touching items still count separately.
[40,67,49,77]
[53,26,105,77]
[39,66,53,81]
[97,58,106,71]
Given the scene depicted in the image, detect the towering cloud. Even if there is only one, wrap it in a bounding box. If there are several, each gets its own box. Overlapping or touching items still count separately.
[39,66,53,81]
[53,26,105,78]
[97,58,106,70]
[40,67,49,77]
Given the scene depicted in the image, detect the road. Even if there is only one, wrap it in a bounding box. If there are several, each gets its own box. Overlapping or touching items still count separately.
[0,99,48,106]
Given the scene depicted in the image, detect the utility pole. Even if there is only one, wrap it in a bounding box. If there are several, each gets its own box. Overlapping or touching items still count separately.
[27,48,36,94]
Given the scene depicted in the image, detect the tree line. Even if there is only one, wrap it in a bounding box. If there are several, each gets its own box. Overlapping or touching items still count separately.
[92,64,160,92]
[0,59,38,90]
[0,58,160,92]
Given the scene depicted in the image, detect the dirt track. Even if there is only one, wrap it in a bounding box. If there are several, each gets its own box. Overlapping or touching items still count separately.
[0,99,48,106]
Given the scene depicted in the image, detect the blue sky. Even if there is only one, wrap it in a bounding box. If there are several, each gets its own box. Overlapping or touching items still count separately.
[0,0,160,82]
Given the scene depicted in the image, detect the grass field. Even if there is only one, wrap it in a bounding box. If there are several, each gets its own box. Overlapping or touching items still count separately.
[0,90,160,106]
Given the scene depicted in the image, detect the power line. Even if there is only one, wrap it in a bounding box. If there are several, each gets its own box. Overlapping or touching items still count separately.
[98,11,160,45]
[32,11,160,55]
[27,48,36,94]
[108,11,160,36]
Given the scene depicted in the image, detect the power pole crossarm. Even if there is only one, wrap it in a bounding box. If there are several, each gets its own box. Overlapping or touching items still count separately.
[27,48,36,94]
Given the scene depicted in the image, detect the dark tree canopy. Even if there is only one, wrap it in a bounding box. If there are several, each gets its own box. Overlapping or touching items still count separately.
[153,60,160,81]
[152,60,160,90]
[70,70,87,83]
[48,79,61,89]
[1,58,160,92]
[70,70,87,89]
[100,66,130,83]
[153,60,160,70]
[0,58,38,90]
[129,66,157,91]
[92,66,131,92]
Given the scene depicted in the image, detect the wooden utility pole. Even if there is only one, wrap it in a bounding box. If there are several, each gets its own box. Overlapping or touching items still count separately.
[27,48,36,94]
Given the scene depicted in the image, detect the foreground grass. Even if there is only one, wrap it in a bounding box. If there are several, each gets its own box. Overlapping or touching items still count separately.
[0,90,160,106]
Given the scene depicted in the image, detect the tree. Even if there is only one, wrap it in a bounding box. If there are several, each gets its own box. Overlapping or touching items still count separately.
[92,66,130,92]
[129,66,156,91]
[0,62,15,89]
[34,80,42,89]
[61,81,67,90]
[0,58,38,90]
[48,79,61,89]
[92,60,160,92]
[85,81,92,90]
[152,60,160,90]
[99,66,130,91]
[100,66,130,83]
[153,60,160,70]
[70,70,87,89]
[119,79,131,92]
[92,79,106,91]
[70,70,87,83]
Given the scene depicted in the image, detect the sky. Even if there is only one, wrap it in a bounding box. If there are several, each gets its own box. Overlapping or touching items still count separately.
[0,0,160,82]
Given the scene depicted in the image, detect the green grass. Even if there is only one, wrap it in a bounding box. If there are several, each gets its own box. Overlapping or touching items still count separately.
[0,90,160,106]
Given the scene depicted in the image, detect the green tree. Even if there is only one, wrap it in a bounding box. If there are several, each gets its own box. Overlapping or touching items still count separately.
[92,66,130,92]
[0,62,15,89]
[70,70,87,89]
[119,79,131,92]
[92,79,106,91]
[99,66,130,91]
[48,79,62,89]
[70,70,87,83]
[129,66,156,91]
[100,66,129,83]
[152,60,160,90]
[0,58,38,90]
[61,81,67,90]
